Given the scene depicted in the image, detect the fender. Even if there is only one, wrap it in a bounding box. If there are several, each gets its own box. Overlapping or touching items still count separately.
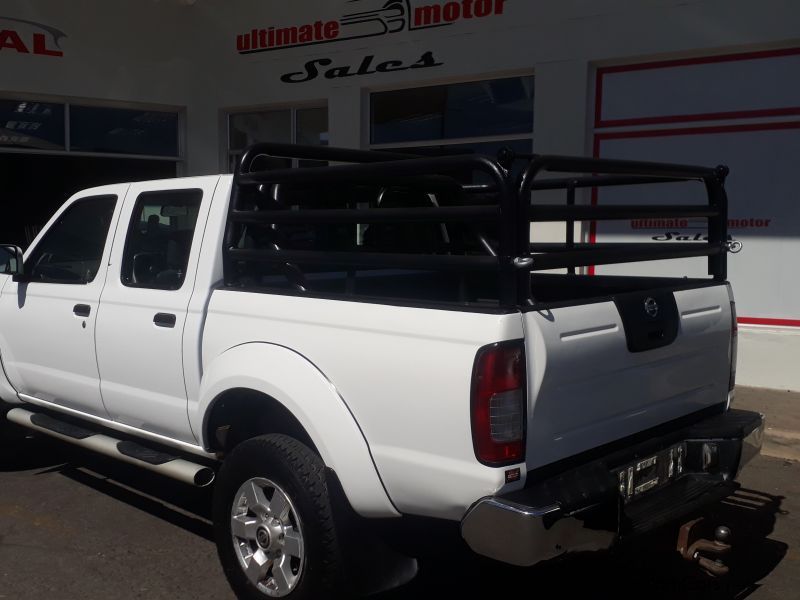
[0,348,21,405]
[193,342,400,519]
[0,276,21,405]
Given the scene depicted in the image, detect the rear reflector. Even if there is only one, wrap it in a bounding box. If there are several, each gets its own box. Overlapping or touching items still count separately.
[471,340,526,466]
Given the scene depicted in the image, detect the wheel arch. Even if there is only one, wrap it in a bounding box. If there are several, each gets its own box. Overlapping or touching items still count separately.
[203,387,319,456]
[196,342,399,519]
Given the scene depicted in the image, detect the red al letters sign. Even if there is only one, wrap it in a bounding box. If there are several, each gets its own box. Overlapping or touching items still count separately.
[0,17,66,57]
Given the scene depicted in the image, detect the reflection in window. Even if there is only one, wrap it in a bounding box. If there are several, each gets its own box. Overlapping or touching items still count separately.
[70,106,179,157]
[0,100,65,150]
[229,110,292,150]
[227,107,329,172]
[386,138,533,181]
[371,76,534,145]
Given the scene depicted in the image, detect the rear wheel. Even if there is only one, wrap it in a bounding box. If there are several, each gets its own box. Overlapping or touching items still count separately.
[213,434,345,599]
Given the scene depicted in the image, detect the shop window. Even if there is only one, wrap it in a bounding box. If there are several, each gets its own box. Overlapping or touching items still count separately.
[0,100,65,150]
[371,76,534,145]
[0,98,181,159]
[70,106,179,157]
[227,106,328,173]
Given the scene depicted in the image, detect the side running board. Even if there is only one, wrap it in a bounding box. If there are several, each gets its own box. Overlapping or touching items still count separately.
[6,408,215,487]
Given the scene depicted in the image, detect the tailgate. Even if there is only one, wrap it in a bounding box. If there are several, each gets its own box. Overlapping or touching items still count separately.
[523,283,733,470]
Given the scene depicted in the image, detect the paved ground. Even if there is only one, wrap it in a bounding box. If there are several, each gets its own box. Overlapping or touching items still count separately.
[0,426,798,599]
[735,387,800,462]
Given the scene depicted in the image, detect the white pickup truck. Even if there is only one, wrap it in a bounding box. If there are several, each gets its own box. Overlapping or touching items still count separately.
[0,143,763,599]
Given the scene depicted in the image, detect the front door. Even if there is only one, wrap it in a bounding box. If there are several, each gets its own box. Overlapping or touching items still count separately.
[95,177,218,444]
[0,187,125,416]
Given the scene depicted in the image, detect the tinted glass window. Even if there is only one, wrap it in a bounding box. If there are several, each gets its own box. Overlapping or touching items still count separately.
[295,107,329,168]
[229,110,291,151]
[390,138,533,182]
[371,76,534,144]
[0,100,65,150]
[25,195,117,284]
[227,107,329,172]
[70,106,179,156]
[121,189,202,290]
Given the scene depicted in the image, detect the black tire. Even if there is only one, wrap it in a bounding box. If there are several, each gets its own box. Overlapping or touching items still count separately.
[213,434,345,599]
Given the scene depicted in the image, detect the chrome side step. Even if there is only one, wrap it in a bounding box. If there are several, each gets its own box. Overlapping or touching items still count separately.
[7,408,215,487]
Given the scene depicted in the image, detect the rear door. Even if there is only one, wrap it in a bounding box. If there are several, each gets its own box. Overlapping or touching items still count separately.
[523,283,733,469]
[95,177,218,444]
[0,187,125,416]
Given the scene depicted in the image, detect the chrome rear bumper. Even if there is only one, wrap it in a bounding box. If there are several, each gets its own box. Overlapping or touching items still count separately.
[461,408,764,567]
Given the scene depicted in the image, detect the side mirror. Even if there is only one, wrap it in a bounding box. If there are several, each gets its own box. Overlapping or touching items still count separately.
[0,244,27,281]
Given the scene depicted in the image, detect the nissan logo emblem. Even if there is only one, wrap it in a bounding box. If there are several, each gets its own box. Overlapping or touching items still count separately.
[644,297,659,318]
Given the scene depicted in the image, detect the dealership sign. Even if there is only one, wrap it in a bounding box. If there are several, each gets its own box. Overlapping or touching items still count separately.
[237,0,507,54]
[0,17,66,57]
[281,50,443,83]
[630,217,770,242]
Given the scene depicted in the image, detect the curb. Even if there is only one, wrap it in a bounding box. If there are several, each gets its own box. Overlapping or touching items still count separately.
[734,386,800,463]
[761,427,800,463]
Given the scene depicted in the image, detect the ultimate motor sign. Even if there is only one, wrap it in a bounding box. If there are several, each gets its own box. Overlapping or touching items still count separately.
[236,0,508,54]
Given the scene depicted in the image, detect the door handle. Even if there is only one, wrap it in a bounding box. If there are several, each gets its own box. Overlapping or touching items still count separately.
[73,304,91,317]
[153,313,177,328]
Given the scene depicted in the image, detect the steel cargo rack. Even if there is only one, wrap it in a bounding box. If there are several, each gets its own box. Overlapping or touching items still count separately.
[224,142,730,308]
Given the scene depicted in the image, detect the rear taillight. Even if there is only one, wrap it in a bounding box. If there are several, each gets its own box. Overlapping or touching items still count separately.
[729,301,738,392]
[471,340,526,466]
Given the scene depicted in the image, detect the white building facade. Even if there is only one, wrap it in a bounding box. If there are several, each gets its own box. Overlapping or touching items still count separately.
[2,0,798,390]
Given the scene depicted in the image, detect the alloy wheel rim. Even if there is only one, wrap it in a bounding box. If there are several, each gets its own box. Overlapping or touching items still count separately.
[231,477,305,597]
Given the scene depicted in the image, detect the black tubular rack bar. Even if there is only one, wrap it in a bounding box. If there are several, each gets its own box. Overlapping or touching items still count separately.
[225,143,730,307]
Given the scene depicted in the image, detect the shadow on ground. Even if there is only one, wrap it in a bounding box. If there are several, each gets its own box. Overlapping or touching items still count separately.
[1,434,789,599]
[372,486,788,599]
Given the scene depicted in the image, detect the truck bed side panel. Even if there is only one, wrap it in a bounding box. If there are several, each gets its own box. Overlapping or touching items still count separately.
[201,292,523,520]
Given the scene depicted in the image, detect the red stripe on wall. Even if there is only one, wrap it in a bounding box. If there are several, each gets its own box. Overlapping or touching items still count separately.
[598,46,800,76]
[599,107,800,129]
[595,47,800,128]
[738,318,800,328]
[595,120,800,141]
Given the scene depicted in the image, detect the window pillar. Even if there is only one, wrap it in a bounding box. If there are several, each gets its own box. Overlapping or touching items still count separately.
[328,87,364,149]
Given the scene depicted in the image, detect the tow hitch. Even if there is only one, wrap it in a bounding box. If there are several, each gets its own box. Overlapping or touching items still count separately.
[676,517,732,577]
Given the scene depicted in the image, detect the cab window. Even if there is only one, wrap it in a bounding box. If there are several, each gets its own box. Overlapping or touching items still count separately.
[25,195,117,284]
[120,189,202,290]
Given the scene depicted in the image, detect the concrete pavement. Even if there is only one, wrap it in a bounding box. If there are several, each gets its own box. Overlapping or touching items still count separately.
[734,386,800,462]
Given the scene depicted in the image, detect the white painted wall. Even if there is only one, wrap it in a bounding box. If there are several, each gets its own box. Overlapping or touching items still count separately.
[0,2,202,106]
[739,327,800,392]
[5,0,799,168]
[2,0,799,389]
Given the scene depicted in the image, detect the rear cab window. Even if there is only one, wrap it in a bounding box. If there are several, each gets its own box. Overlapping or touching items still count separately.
[120,189,203,291]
